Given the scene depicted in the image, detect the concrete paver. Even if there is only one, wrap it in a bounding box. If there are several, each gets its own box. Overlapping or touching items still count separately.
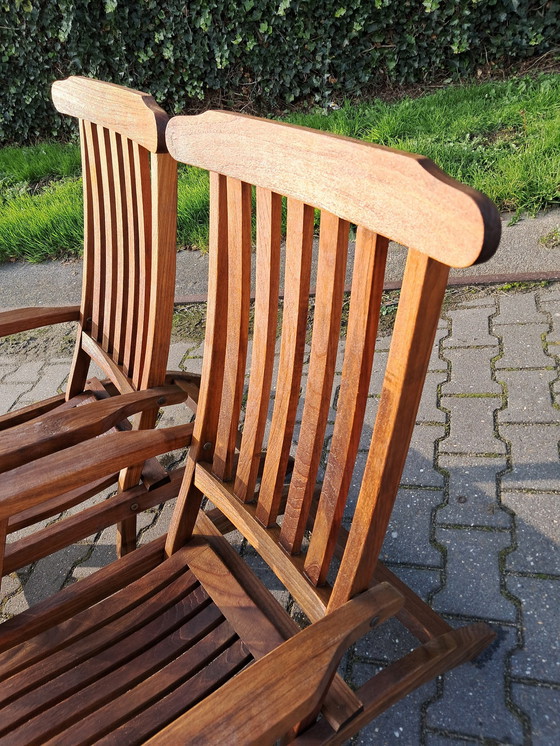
[0,283,559,745]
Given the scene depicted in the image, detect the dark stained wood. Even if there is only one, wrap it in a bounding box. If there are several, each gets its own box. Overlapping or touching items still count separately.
[0,424,193,520]
[0,307,80,336]
[145,584,402,746]
[0,385,187,473]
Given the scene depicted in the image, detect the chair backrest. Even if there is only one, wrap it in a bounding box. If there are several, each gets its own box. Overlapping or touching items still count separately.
[51,77,177,397]
[165,112,501,619]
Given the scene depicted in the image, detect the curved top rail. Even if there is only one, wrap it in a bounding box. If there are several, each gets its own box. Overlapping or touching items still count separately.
[166,111,501,268]
[52,76,168,153]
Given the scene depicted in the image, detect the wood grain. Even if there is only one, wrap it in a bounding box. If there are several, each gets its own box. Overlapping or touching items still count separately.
[166,110,502,267]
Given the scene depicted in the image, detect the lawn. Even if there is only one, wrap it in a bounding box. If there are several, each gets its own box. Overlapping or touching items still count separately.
[1,74,558,263]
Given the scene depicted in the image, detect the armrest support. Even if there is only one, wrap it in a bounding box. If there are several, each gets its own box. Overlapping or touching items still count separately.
[148,583,404,745]
[0,306,81,337]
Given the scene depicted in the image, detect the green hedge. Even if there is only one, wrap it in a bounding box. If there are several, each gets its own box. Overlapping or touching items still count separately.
[2,0,559,143]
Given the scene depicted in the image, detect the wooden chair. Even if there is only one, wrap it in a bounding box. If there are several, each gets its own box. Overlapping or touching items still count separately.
[0,110,501,743]
[0,76,199,568]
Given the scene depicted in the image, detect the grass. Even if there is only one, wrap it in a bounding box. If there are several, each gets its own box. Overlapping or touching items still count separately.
[1,73,559,262]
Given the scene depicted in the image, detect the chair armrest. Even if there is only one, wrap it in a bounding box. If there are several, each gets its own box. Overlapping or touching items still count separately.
[0,384,189,473]
[0,423,193,520]
[0,306,81,337]
[148,583,404,745]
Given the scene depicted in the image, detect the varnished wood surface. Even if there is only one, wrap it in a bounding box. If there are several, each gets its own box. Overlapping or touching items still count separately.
[0,306,80,336]
[166,110,502,267]
[52,77,168,153]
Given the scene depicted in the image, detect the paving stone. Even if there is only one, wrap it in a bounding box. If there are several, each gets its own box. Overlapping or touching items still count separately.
[500,424,560,492]
[441,346,502,396]
[439,397,506,455]
[540,300,560,345]
[2,360,43,383]
[512,683,560,746]
[457,295,497,308]
[167,342,193,370]
[417,371,447,423]
[428,327,449,371]
[0,364,18,381]
[538,285,560,303]
[369,350,388,395]
[494,291,547,325]
[22,363,69,400]
[502,492,560,574]
[0,383,33,414]
[352,669,434,745]
[493,323,550,369]
[425,734,483,745]
[433,528,515,622]
[437,454,511,528]
[508,576,560,684]
[497,369,558,423]
[17,544,92,608]
[379,488,443,567]
[443,307,497,348]
[426,625,524,744]
[400,424,445,487]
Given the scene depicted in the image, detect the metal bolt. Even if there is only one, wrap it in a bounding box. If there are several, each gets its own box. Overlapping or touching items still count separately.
[130,503,139,512]
[370,615,380,629]
[202,442,213,451]
[157,397,166,405]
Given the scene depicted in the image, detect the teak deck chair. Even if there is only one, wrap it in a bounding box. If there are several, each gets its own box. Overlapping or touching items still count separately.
[0,77,199,566]
[0,109,501,743]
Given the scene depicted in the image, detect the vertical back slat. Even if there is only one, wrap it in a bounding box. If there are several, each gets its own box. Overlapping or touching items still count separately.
[304,229,388,585]
[131,142,152,388]
[212,178,252,481]
[329,249,450,611]
[66,120,95,399]
[234,188,282,502]
[97,126,118,355]
[83,121,106,343]
[121,137,141,378]
[255,199,314,527]
[139,152,178,389]
[279,212,349,554]
[109,130,129,366]
[165,172,230,554]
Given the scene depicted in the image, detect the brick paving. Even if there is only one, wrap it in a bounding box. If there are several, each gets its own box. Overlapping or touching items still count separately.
[1,284,559,745]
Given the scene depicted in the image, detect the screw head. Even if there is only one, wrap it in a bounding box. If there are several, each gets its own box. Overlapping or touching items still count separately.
[130,502,139,512]
[157,397,166,405]
[202,442,213,451]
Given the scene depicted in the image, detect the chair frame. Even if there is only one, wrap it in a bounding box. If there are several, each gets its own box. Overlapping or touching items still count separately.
[0,106,502,744]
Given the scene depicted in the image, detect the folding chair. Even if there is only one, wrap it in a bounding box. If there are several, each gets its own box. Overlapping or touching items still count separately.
[0,108,501,743]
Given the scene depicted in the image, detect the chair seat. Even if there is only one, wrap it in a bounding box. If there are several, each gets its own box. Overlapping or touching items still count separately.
[0,543,255,745]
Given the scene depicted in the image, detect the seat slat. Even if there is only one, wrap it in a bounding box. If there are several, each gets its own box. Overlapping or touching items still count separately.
[280,211,349,554]
[0,570,200,705]
[0,539,176,671]
[256,198,314,527]
[234,187,282,502]
[81,638,251,746]
[305,229,388,585]
[212,177,252,481]
[0,597,223,743]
